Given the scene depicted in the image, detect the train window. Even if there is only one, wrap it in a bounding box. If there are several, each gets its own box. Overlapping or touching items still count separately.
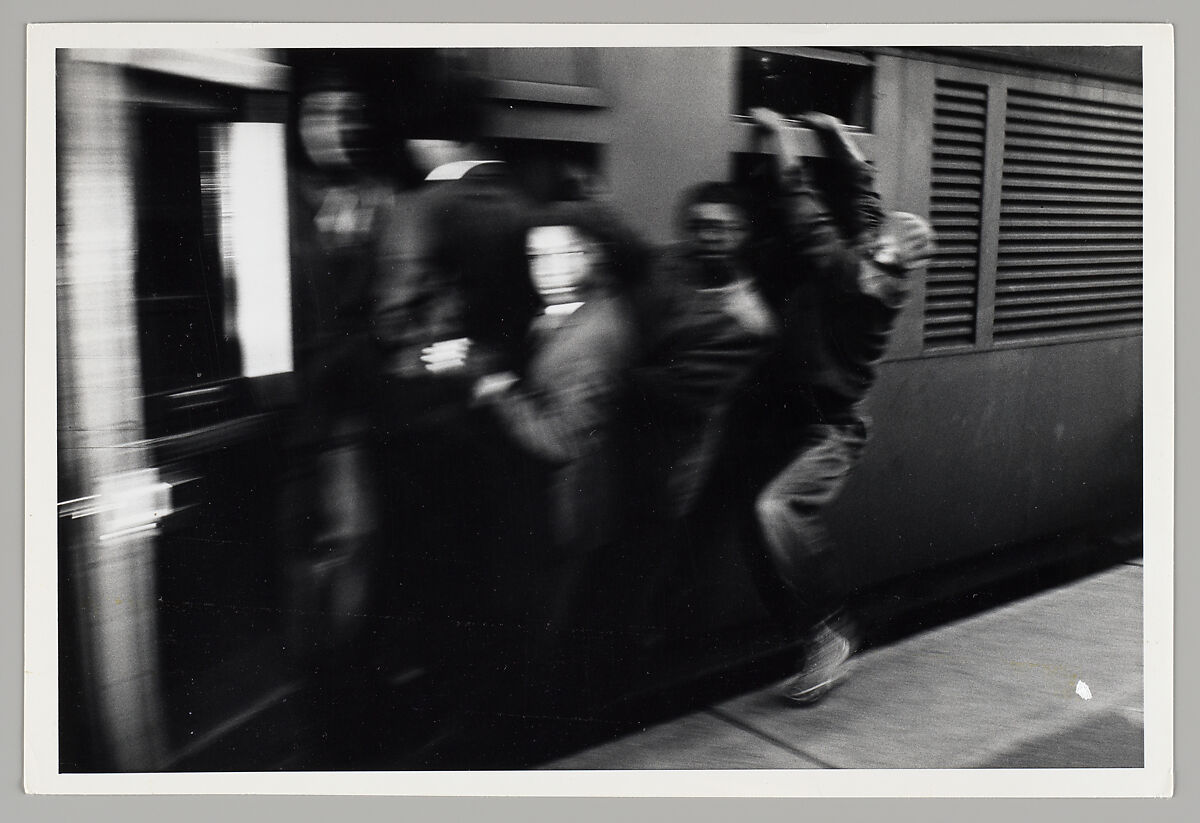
[482,48,606,108]
[133,101,294,398]
[736,47,875,129]
[486,48,594,87]
[210,121,294,377]
[133,106,228,395]
[488,138,603,203]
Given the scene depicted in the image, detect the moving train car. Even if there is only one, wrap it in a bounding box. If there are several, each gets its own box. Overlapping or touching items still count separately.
[54,44,1143,772]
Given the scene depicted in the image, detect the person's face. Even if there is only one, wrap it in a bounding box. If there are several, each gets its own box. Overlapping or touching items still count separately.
[685,201,749,262]
[527,225,592,303]
[299,91,369,171]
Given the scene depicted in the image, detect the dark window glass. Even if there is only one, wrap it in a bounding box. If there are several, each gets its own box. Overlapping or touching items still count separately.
[737,47,874,129]
[487,138,603,204]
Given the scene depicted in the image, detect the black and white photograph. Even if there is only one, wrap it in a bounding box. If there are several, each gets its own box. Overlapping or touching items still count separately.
[26,25,1173,795]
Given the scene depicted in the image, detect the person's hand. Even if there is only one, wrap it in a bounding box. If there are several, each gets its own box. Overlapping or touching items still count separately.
[748,107,804,166]
[420,337,473,375]
[796,111,847,134]
[798,112,868,165]
[872,212,937,272]
[472,371,520,403]
[748,106,791,135]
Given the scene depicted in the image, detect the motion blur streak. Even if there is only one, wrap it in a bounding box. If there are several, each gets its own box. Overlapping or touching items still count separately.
[57,54,169,771]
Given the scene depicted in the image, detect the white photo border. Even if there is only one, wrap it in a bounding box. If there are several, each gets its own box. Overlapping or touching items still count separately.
[25,21,1175,797]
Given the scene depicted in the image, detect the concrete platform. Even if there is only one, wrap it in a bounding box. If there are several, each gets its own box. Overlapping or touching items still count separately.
[546,560,1143,770]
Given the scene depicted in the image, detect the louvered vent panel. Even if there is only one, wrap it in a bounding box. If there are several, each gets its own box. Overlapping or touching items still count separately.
[924,80,987,349]
[993,89,1143,342]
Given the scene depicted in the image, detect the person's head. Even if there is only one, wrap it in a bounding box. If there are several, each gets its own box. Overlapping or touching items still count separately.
[298,89,370,171]
[289,52,393,177]
[384,51,492,181]
[525,224,598,305]
[676,182,751,263]
[857,211,936,309]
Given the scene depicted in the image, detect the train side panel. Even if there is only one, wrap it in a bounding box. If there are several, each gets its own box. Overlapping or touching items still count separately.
[830,336,1142,587]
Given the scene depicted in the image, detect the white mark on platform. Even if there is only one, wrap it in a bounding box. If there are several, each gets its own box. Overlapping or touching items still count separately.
[1076,680,1093,700]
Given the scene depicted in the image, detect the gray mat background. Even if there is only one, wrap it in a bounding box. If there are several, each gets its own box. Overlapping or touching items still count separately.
[7,1,1191,819]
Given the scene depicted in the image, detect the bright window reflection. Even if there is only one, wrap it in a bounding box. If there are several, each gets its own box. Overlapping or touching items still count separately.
[216,122,293,377]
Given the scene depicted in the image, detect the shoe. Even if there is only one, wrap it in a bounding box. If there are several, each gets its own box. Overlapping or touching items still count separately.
[782,619,856,705]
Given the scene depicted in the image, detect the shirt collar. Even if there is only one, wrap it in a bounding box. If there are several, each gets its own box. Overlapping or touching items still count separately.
[424,159,504,182]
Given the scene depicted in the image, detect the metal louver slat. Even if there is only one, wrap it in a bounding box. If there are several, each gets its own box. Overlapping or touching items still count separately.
[934,172,988,187]
[998,242,1141,254]
[997,254,1142,267]
[993,311,1143,340]
[935,100,990,117]
[927,284,977,296]
[930,191,986,203]
[935,118,987,134]
[925,325,977,341]
[999,231,1142,242]
[1001,179,1141,193]
[999,192,1142,205]
[1002,150,1143,170]
[995,288,1143,305]
[1004,135,1142,159]
[933,144,985,159]
[931,203,983,215]
[927,256,982,266]
[927,300,976,312]
[994,300,1143,320]
[1000,206,1141,217]
[933,217,987,228]
[1003,94,1141,120]
[996,277,1143,291]
[999,219,1142,229]
[1002,123,1143,147]
[995,266,1143,279]
[931,229,983,241]
[1004,97,1142,123]
[933,159,986,174]
[1003,163,1143,181]
[927,314,976,327]
[1004,109,1142,136]
[937,84,987,100]
[993,88,1143,343]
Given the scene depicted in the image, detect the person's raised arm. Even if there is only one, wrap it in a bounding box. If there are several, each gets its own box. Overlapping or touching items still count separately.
[474,322,635,465]
[747,107,878,295]
[474,367,615,465]
[794,113,937,304]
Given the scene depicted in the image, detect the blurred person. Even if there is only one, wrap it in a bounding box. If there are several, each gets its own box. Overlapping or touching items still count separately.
[631,182,780,527]
[468,220,639,558]
[726,108,936,704]
[411,191,650,696]
[451,217,642,708]
[282,63,394,671]
[371,61,540,390]
[366,58,545,691]
[593,180,783,670]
